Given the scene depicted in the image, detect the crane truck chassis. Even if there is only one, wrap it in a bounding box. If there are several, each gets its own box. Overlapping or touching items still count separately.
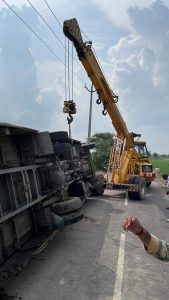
[63,18,155,201]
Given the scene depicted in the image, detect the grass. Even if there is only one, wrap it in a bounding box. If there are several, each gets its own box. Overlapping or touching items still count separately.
[151,159,169,174]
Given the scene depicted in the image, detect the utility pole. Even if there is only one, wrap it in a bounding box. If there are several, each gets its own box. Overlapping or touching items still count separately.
[85,84,96,144]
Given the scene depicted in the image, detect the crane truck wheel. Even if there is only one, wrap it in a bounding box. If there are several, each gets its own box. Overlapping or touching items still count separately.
[128,176,136,200]
[146,182,151,187]
[128,176,146,200]
[133,176,146,200]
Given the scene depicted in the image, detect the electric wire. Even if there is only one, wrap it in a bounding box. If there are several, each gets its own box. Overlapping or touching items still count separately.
[26,0,65,48]
[2,0,86,85]
[42,0,83,71]
[43,0,62,30]
[2,0,64,65]
[2,0,114,134]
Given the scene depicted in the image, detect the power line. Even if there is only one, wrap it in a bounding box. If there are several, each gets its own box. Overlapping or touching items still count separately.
[2,0,86,84]
[2,0,113,136]
[42,0,83,71]
[43,0,62,30]
[2,0,64,65]
[26,0,64,48]
[27,0,82,71]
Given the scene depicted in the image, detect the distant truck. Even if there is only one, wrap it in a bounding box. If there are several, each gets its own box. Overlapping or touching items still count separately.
[0,123,104,279]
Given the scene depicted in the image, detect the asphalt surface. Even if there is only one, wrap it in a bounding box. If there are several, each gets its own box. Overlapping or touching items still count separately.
[1,178,169,300]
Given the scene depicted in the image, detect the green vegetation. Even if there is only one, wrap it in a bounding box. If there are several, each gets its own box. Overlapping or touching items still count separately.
[91,132,113,171]
[90,134,169,174]
[151,159,169,174]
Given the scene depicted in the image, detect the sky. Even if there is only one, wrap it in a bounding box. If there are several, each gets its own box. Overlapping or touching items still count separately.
[0,0,169,154]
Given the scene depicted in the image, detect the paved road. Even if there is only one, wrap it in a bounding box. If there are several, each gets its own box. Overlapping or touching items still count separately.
[2,179,169,300]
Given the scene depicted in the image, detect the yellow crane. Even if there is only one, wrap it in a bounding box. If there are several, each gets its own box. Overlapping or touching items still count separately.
[63,18,155,200]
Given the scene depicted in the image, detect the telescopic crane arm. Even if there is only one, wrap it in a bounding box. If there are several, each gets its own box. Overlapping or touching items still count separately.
[63,18,136,148]
[63,18,155,199]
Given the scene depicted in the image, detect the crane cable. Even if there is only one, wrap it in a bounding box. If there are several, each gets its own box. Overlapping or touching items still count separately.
[67,39,70,101]
[66,39,76,139]
[64,36,67,100]
[67,39,72,138]
[72,43,74,101]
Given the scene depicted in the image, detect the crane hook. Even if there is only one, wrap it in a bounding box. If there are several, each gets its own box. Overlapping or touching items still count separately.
[67,114,73,124]
[113,94,118,103]
[102,108,107,116]
[96,98,101,104]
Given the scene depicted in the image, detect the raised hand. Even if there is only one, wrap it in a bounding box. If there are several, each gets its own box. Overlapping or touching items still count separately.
[122,216,143,235]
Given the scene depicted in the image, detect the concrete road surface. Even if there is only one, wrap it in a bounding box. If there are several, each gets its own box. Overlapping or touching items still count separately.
[1,179,169,300]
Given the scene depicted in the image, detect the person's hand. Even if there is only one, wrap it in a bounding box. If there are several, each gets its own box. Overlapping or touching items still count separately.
[122,216,143,235]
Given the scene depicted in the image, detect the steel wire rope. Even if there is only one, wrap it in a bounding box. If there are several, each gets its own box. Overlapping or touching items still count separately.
[72,43,74,100]
[2,0,86,85]
[67,39,71,101]
[65,36,67,100]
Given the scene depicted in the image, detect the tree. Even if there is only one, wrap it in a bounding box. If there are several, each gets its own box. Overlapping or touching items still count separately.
[152,152,159,159]
[91,132,113,170]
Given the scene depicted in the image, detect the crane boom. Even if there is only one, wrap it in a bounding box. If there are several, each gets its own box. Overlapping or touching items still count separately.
[63,18,134,147]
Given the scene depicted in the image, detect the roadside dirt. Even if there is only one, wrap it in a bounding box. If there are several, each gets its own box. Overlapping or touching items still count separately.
[155,172,167,191]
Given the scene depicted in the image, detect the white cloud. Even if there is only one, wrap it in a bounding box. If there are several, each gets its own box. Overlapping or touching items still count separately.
[0,0,27,9]
[92,0,169,28]
[1,0,169,154]
[106,1,169,153]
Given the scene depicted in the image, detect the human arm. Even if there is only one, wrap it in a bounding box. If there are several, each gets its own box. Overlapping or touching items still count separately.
[122,216,169,261]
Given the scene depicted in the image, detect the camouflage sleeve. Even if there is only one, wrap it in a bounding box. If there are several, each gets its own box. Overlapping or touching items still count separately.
[146,235,169,261]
